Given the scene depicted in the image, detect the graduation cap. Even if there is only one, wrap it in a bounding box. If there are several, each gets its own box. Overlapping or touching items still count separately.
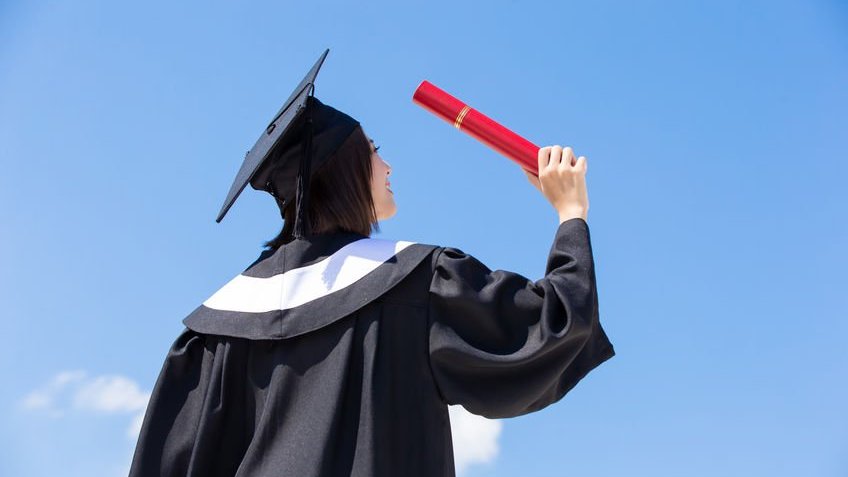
[215,48,361,239]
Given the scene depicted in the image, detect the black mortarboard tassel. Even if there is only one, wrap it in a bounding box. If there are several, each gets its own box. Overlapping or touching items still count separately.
[292,102,313,238]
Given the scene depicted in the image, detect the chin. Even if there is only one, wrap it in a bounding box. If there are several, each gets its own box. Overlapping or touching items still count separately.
[379,208,397,221]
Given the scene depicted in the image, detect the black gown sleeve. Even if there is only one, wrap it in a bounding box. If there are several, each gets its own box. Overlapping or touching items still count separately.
[426,217,615,419]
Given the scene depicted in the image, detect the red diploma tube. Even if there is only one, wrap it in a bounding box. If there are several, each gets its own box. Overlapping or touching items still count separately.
[412,80,541,176]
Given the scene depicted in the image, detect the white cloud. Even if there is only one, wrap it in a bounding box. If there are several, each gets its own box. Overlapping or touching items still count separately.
[72,375,150,413]
[449,404,503,476]
[127,408,147,440]
[19,369,88,418]
[18,370,150,440]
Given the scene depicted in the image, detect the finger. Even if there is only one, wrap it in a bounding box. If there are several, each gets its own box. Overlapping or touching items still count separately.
[561,146,576,168]
[575,156,587,171]
[537,146,551,172]
[549,145,562,169]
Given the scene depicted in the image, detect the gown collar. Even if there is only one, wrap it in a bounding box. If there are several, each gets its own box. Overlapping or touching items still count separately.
[182,231,438,339]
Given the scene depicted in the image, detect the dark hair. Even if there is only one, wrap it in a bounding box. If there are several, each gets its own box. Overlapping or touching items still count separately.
[262,125,380,251]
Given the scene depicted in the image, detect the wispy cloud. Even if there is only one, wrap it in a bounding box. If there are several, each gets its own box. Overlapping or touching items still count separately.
[18,370,150,440]
[449,405,503,476]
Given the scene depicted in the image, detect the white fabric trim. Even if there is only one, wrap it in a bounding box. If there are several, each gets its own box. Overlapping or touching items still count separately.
[203,238,417,313]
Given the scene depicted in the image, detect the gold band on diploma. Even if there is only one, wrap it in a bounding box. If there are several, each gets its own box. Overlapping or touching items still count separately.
[454,105,471,129]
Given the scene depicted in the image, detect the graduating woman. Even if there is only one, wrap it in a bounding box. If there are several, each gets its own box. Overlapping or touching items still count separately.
[128,50,615,477]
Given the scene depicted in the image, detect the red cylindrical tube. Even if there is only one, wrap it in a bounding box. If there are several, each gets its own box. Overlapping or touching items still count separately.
[412,80,541,176]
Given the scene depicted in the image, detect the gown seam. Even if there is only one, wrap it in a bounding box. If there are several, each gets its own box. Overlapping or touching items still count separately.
[425,246,450,406]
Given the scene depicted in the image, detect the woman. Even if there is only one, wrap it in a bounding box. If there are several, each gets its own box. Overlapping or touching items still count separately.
[128,97,615,477]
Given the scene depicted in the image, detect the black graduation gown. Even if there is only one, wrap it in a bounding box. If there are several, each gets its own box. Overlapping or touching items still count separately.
[127,217,615,477]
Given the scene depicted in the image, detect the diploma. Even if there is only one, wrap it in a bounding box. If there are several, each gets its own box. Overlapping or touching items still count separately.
[412,80,541,176]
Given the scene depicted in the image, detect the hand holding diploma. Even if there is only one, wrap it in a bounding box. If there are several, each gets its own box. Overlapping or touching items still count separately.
[525,145,589,223]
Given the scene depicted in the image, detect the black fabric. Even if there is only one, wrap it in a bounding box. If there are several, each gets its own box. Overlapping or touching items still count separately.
[128,218,615,476]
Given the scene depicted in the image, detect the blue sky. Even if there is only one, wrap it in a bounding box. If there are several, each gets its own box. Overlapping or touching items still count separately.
[1,1,846,476]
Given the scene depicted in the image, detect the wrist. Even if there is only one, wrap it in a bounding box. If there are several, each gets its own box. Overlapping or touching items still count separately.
[558,209,587,224]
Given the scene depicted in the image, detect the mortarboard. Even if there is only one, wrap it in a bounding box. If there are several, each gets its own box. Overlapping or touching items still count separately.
[215,48,361,239]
